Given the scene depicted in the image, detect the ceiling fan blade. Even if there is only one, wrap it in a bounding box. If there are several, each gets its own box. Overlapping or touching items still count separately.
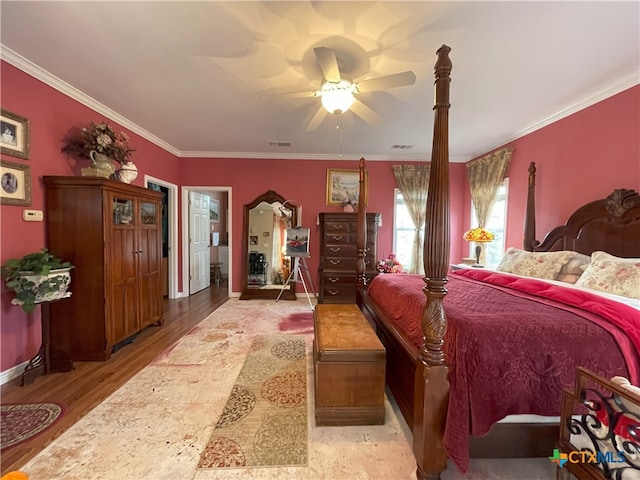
[350,100,382,126]
[314,47,341,83]
[305,106,328,132]
[355,71,416,93]
[261,90,317,99]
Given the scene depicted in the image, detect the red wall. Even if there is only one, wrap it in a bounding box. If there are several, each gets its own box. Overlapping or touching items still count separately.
[180,158,467,294]
[0,62,182,374]
[463,86,640,251]
[1,60,637,376]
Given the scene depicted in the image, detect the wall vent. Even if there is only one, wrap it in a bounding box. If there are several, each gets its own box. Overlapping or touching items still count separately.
[268,141,292,147]
[391,144,415,149]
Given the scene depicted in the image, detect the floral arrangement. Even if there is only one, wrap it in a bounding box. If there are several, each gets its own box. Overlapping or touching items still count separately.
[63,121,135,165]
[342,197,356,212]
[377,253,403,273]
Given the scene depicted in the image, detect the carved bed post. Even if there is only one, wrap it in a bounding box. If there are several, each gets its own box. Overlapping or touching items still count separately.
[523,161,537,251]
[356,157,368,290]
[413,44,452,480]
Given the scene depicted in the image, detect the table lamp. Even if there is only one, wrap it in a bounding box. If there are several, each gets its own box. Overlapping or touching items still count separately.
[463,227,495,267]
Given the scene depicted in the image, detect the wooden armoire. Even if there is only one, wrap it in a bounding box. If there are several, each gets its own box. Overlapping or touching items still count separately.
[318,212,380,303]
[43,176,164,361]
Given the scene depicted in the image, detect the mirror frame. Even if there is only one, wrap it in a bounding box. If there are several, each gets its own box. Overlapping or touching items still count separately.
[239,190,297,300]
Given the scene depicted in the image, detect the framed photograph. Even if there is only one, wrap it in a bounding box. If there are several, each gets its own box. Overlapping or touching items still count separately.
[326,168,367,206]
[250,235,258,246]
[0,160,31,206]
[209,199,220,222]
[285,227,310,258]
[1,109,30,159]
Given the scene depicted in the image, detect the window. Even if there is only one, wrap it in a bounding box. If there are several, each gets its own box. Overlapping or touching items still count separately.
[392,189,419,272]
[470,178,509,267]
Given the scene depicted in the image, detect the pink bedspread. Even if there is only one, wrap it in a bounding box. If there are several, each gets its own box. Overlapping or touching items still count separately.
[366,269,640,472]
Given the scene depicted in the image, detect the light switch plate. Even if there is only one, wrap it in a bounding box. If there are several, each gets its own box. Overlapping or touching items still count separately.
[23,209,43,221]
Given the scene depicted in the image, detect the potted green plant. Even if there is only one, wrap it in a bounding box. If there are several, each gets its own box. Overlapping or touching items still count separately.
[1,249,74,313]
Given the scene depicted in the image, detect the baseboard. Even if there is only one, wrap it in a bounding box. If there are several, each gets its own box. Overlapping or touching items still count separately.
[0,361,28,385]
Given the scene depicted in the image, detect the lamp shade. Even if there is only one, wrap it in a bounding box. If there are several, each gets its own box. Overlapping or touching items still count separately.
[321,80,355,114]
[463,227,495,243]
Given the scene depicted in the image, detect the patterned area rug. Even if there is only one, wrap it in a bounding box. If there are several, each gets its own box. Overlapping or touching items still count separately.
[198,334,307,469]
[1,403,64,449]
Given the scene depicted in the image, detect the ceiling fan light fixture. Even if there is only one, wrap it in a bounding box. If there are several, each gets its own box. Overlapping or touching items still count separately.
[321,80,355,114]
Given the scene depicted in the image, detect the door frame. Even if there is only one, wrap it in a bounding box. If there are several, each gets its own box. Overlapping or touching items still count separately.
[181,186,232,297]
[144,175,179,299]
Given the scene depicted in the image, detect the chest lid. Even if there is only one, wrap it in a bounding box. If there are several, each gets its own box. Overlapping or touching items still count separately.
[314,304,385,362]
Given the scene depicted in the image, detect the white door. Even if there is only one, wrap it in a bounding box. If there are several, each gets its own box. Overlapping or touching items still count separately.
[189,192,211,294]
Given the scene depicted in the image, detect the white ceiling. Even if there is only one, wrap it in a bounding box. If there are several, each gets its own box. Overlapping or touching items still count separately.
[1,1,638,162]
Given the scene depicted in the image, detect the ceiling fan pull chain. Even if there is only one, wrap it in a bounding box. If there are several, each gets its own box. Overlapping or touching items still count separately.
[337,114,343,158]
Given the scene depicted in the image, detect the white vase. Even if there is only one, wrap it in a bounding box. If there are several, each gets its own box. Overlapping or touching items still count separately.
[82,150,116,178]
[112,162,138,184]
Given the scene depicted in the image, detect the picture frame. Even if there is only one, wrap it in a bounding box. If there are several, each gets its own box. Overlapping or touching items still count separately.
[0,160,31,206]
[326,168,367,206]
[285,227,310,258]
[209,199,220,222]
[249,235,258,246]
[1,109,30,160]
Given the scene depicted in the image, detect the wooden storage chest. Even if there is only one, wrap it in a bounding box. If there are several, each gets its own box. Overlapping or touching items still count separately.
[313,304,386,426]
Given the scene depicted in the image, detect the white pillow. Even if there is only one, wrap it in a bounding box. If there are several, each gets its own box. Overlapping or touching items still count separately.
[559,252,591,275]
[496,247,571,280]
[575,251,640,300]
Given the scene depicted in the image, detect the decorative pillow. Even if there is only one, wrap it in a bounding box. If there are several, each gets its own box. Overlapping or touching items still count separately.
[559,252,591,275]
[496,247,571,280]
[575,251,640,299]
[555,273,581,284]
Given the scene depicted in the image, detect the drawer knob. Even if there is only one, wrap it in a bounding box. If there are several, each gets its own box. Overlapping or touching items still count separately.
[329,277,339,283]
[330,247,341,253]
[329,259,341,265]
[328,290,339,295]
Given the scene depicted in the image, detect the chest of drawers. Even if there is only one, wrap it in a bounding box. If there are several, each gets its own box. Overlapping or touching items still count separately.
[318,212,380,303]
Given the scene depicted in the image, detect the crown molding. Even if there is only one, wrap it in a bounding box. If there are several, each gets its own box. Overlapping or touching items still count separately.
[1,45,181,157]
[177,150,462,162]
[468,71,640,160]
[3,44,636,165]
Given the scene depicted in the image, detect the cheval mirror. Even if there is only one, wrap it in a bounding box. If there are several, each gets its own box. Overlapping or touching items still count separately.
[239,190,297,300]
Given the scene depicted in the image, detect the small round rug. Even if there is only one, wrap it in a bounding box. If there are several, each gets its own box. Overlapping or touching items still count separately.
[1,403,64,450]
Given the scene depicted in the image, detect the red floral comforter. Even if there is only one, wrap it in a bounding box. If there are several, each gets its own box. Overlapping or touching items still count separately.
[366,269,640,472]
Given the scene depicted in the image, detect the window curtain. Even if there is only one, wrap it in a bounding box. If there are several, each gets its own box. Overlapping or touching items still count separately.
[466,148,513,262]
[392,164,430,274]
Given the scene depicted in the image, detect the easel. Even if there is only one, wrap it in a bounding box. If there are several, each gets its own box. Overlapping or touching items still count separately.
[276,256,316,311]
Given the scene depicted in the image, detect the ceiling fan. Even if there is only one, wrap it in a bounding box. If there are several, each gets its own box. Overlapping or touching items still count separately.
[267,46,417,132]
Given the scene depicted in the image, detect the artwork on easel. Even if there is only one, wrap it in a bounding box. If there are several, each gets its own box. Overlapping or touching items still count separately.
[285,227,310,258]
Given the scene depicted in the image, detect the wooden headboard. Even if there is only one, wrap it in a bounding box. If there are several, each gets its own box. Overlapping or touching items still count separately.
[524,165,640,257]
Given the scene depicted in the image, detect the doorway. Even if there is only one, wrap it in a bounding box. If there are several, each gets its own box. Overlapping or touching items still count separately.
[145,175,178,299]
[182,187,231,297]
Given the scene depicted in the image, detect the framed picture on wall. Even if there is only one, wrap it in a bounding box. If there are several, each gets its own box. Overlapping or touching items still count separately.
[210,199,220,222]
[0,160,31,206]
[326,168,367,206]
[1,109,30,159]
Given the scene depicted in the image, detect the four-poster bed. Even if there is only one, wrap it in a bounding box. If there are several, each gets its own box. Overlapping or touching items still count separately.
[353,45,640,479]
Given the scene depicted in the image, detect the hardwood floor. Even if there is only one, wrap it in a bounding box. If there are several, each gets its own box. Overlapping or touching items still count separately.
[0,284,229,475]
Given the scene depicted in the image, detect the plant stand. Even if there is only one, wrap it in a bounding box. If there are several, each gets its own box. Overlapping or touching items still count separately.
[22,300,73,386]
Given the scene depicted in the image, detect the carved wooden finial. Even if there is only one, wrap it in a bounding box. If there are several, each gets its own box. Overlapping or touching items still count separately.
[606,189,640,218]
